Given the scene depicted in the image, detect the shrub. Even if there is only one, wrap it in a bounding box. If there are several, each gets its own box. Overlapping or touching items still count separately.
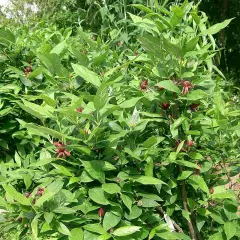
[0,1,239,240]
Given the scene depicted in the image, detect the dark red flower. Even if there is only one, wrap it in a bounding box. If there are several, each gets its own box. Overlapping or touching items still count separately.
[76,107,83,113]
[37,187,44,196]
[54,141,71,158]
[161,103,170,110]
[186,140,194,147]
[190,103,200,112]
[182,81,193,95]
[158,85,164,91]
[25,192,31,198]
[140,79,148,91]
[25,66,32,73]
[98,207,105,217]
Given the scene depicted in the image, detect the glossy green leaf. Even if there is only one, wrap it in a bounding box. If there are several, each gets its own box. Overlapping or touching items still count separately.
[103,212,121,231]
[112,226,141,236]
[88,188,109,205]
[201,18,234,35]
[2,184,31,206]
[69,228,84,240]
[102,183,121,194]
[72,63,101,87]
[133,176,166,185]
[156,80,181,94]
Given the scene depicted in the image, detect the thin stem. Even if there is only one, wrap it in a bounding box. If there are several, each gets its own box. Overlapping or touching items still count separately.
[157,206,183,233]
[180,180,197,240]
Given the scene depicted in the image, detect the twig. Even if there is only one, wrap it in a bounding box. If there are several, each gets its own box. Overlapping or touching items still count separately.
[157,206,183,233]
[180,181,197,240]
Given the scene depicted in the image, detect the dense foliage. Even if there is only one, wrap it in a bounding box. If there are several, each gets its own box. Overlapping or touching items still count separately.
[0,1,239,240]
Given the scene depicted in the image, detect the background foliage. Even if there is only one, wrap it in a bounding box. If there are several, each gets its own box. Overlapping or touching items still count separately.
[0,1,239,240]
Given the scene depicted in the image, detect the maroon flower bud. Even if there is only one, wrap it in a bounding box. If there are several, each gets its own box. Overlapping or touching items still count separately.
[194,168,200,175]
[161,103,170,110]
[209,187,214,194]
[25,66,32,73]
[25,192,31,198]
[76,107,83,113]
[158,86,164,91]
[140,79,148,91]
[17,217,23,222]
[98,207,105,217]
[190,103,199,112]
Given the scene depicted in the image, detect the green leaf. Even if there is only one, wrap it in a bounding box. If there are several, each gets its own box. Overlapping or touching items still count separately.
[133,176,166,185]
[212,192,235,199]
[189,152,203,160]
[163,38,181,57]
[69,228,84,240]
[224,222,237,240]
[44,212,54,224]
[35,181,64,207]
[112,226,141,236]
[119,97,142,108]
[31,215,39,240]
[51,163,73,177]
[38,53,68,78]
[0,28,15,46]
[183,37,199,54]
[17,119,80,142]
[57,222,71,235]
[176,160,200,169]
[188,175,209,193]
[15,151,22,167]
[83,161,105,183]
[23,175,32,190]
[186,90,207,100]
[200,18,234,35]
[141,198,159,208]
[53,206,76,215]
[17,101,54,120]
[2,184,31,206]
[83,224,106,234]
[177,171,193,180]
[94,82,109,110]
[102,183,121,194]
[50,40,66,55]
[126,205,142,220]
[156,80,181,94]
[103,212,121,231]
[88,188,109,205]
[122,194,133,211]
[143,136,157,148]
[72,63,101,87]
